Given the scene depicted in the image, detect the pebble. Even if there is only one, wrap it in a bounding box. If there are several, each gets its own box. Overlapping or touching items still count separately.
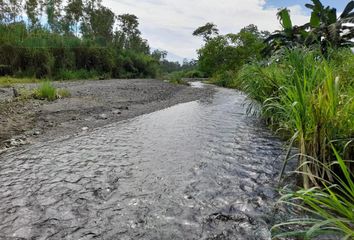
[33,131,41,136]
[112,110,122,115]
[98,114,108,119]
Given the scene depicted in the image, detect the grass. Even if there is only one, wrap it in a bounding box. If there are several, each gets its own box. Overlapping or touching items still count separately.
[224,48,354,239]
[232,48,354,189]
[272,148,354,239]
[0,70,102,87]
[0,76,40,87]
[34,81,58,101]
[10,81,71,101]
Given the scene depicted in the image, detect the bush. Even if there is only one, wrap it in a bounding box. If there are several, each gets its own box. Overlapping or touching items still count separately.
[34,81,57,101]
[209,70,238,88]
[54,69,98,80]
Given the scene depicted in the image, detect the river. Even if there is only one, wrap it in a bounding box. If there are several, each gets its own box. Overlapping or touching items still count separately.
[0,83,286,240]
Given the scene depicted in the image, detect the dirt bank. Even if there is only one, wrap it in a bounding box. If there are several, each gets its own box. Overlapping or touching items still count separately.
[0,79,214,152]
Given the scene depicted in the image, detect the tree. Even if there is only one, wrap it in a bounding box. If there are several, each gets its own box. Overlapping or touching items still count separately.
[151,49,167,61]
[80,0,101,37]
[264,0,354,56]
[62,0,83,35]
[193,22,219,42]
[90,6,115,41]
[196,25,265,76]
[46,0,63,32]
[25,0,40,27]
[0,0,23,23]
[115,14,149,53]
[117,14,140,38]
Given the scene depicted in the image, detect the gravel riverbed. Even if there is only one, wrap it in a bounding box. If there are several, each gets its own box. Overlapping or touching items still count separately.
[0,79,214,151]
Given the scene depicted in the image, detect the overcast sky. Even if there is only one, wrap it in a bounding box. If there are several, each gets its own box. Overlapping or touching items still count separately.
[103,0,349,62]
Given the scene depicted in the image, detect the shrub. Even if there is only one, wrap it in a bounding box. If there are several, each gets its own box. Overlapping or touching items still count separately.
[209,70,238,88]
[34,81,57,101]
[53,69,98,80]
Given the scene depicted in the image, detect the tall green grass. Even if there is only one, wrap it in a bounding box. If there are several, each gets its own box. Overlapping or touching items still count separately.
[272,148,354,239]
[35,81,57,101]
[237,48,354,188]
[33,81,70,101]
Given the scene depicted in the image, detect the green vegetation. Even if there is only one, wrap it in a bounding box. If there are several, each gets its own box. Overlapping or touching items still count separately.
[194,24,268,79]
[0,76,40,87]
[272,148,354,239]
[34,81,58,101]
[0,1,169,81]
[237,49,354,187]
[193,0,354,238]
[15,81,70,101]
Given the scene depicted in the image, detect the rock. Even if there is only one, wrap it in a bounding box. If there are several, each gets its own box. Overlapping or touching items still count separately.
[98,114,108,120]
[82,127,89,131]
[12,87,19,98]
[118,106,129,110]
[33,131,41,136]
[7,138,27,147]
[112,110,122,115]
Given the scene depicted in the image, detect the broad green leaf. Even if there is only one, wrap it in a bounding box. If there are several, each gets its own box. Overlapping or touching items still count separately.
[310,12,320,27]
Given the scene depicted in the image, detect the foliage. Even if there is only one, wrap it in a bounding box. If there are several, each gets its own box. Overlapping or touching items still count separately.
[208,70,238,88]
[34,81,58,101]
[265,0,354,56]
[237,48,354,188]
[0,76,40,87]
[196,24,266,78]
[0,0,160,80]
[193,22,219,42]
[272,148,354,239]
[33,81,70,101]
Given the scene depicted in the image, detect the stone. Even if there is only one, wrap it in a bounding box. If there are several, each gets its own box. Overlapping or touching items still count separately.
[98,114,108,119]
[112,110,122,115]
[33,131,41,136]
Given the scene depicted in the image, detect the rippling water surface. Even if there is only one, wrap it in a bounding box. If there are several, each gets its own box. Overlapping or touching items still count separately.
[0,83,286,239]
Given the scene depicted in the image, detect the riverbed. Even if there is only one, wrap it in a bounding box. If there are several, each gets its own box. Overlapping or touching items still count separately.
[0,82,287,239]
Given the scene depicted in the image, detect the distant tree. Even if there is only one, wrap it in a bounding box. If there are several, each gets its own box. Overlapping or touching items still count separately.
[196,25,265,76]
[115,14,149,53]
[193,22,219,42]
[90,6,115,41]
[80,0,101,37]
[25,0,41,27]
[117,14,140,38]
[151,49,167,61]
[0,0,8,22]
[62,0,83,35]
[0,0,23,23]
[46,0,63,32]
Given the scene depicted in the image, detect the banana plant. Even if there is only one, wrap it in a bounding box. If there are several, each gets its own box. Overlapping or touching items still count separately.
[305,0,354,53]
[263,8,309,56]
[263,0,354,56]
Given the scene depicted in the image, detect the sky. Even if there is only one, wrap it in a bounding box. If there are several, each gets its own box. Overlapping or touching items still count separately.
[103,0,349,62]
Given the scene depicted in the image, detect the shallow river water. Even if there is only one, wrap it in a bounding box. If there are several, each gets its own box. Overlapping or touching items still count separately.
[0,83,287,240]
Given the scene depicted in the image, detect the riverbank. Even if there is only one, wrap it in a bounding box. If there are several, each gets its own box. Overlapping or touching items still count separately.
[0,79,214,152]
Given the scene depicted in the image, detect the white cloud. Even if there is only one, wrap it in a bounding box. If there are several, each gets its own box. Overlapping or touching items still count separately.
[103,0,309,60]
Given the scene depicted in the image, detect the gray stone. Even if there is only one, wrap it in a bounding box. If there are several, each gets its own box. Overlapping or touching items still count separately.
[98,113,108,119]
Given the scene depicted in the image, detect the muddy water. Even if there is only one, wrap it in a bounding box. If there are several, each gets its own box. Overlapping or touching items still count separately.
[0,83,286,240]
